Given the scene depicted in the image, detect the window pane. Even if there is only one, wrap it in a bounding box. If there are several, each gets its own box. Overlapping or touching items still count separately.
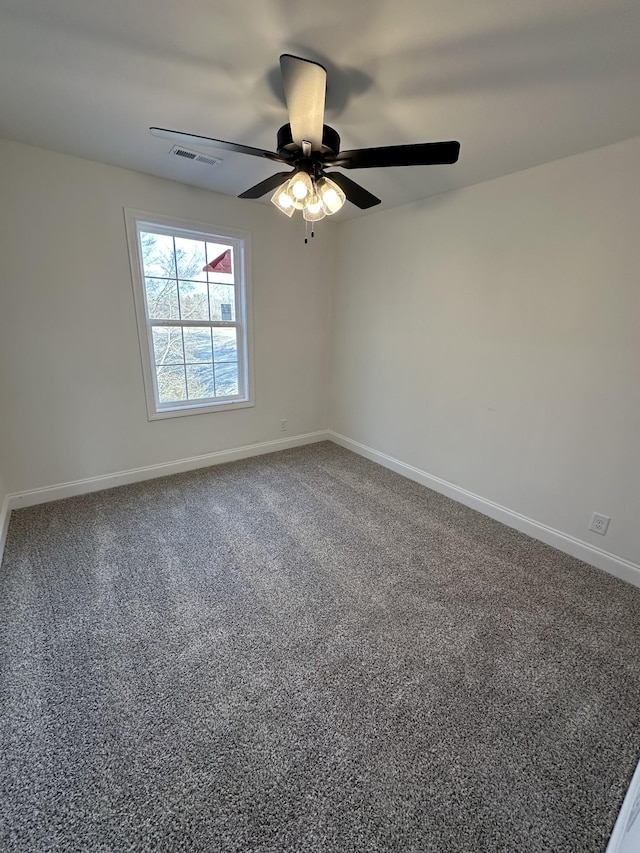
[213,327,238,362]
[145,278,179,320]
[175,237,207,282]
[178,281,209,321]
[214,363,239,396]
[152,327,184,365]
[156,365,187,402]
[209,283,236,321]
[140,232,176,279]
[186,364,215,399]
[183,327,213,363]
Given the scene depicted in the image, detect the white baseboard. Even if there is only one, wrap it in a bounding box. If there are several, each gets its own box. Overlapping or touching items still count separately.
[606,754,640,853]
[0,494,10,567]
[5,431,330,516]
[4,427,638,591]
[328,431,640,589]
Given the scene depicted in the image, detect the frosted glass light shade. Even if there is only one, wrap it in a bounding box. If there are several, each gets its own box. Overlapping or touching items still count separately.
[303,195,326,222]
[270,184,295,217]
[316,176,346,215]
[287,170,313,203]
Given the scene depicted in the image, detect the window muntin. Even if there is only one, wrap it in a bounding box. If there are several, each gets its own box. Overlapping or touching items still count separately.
[126,211,252,419]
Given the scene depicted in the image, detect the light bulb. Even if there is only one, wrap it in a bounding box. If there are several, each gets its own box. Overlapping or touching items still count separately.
[323,188,339,206]
[270,183,295,217]
[287,170,313,205]
[291,180,309,200]
[303,195,326,222]
[316,176,346,215]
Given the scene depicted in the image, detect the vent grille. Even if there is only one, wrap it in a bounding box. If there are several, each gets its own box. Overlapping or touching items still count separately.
[173,147,197,160]
[195,154,221,167]
[170,145,222,167]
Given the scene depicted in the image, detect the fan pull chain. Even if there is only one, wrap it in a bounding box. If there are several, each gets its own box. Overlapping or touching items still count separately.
[303,221,317,244]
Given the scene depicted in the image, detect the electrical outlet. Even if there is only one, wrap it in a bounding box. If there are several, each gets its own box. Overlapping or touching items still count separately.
[280,419,287,431]
[589,512,611,536]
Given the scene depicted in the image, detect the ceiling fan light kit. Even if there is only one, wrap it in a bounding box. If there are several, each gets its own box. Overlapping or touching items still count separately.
[270,168,345,224]
[150,53,460,239]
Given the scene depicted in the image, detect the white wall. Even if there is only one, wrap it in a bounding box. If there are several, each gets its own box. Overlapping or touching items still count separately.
[0,139,335,494]
[330,136,640,567]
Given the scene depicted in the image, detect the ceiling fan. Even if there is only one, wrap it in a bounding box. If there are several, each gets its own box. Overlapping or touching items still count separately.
[151,54,460,223]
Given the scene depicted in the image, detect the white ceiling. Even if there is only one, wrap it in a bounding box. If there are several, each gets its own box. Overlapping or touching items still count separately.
[1,0,639,219]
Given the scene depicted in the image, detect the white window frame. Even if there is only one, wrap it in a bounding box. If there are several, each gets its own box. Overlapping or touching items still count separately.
[124,209,254,421]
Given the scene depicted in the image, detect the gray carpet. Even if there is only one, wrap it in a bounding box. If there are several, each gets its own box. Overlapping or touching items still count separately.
[1,441,640,852]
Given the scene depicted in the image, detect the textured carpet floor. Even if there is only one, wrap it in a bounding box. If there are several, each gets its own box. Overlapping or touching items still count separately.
[1,442,640,852]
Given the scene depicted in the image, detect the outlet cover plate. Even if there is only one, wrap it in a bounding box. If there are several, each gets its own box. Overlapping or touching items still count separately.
[589,512,611,535]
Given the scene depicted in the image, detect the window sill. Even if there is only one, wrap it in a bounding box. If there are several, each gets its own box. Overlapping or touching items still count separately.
[148,398,255,421]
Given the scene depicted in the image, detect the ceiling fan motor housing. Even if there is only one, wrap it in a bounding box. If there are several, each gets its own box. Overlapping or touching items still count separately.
[276,123,341,159]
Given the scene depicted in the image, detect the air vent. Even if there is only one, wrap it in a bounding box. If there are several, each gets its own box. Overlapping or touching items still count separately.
[173,147,197,160]
[195,154,221,167]
[170,145,222,167]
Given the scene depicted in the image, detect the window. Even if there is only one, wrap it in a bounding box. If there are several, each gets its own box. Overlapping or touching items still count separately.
[125,210,253,420]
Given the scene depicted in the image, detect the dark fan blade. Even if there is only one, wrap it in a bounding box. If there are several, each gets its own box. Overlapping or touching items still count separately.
[150,127,289,164]
[325,172,381,209]
[279,54,326,151]
[238,172,292,199]
[327,141,460,169]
